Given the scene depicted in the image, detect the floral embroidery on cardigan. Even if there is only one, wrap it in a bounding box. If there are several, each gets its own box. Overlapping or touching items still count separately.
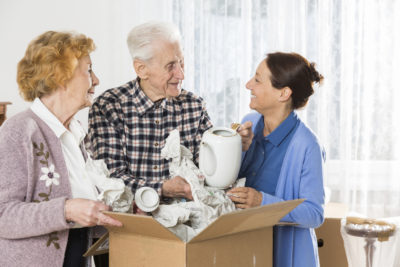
[33,141,61,249]
[40,164,60,187]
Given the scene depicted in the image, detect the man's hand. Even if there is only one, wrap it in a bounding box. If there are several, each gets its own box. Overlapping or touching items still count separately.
[233,121,253,151]
[162,176,193,200]
[227,187,262,209]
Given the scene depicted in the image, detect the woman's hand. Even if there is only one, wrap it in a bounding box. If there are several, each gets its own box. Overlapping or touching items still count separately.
[234,121,254,151]
[64,199,123,227]
[227,187,262,209]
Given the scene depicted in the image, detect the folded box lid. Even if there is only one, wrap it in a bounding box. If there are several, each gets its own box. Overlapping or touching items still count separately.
[189,198,303,243]
[104,212,182,242]
[104,199,303,243]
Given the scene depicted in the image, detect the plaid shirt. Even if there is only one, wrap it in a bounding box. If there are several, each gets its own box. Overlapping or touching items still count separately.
[87,79,213,195]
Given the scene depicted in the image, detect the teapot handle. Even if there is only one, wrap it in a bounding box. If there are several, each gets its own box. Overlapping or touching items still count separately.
[201,141,217,176]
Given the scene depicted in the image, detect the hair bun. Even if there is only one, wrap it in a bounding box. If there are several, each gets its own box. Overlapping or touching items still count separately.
[309,62,324,84]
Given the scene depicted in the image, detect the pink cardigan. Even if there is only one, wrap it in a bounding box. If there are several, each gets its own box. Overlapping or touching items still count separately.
[0,109,91,267]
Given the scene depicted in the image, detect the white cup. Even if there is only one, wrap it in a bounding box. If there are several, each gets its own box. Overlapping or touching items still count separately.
[134,187,160,212]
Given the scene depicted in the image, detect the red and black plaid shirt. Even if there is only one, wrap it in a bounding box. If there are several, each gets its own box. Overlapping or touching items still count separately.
[87,79,212,195]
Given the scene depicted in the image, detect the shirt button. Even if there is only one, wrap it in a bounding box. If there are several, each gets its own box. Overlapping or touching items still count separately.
[155,120,160,124]
[154,142,159,147]
[153,166,158,170]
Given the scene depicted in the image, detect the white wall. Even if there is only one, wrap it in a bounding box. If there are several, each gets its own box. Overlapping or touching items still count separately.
[0,0,173,128]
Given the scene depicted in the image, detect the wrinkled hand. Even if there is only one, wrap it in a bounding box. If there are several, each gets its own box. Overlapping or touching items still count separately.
[227,187,262,209]
[162,176,193,200]
[234,121,253,151]
[64,198,123,227]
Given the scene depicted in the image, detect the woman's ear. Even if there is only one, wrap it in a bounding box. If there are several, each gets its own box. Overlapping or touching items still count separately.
[57,81,68,92]
[133,59,148,80]
[279,87,292,102]
[58,84,66,91]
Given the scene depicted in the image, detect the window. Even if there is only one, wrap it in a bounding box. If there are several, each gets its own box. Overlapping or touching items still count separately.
[172,0,400,217]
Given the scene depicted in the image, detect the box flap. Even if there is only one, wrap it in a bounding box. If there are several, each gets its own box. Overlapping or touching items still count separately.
[103,211,182,242]
[83,232,109,257]
[189,199,303,243]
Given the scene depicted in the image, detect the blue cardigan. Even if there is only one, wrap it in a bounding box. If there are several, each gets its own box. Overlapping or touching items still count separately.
[242,112,325,267]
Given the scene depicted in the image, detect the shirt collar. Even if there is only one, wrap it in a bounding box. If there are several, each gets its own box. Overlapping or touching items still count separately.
[30,98,86,144]
[255,111,299,147]
[30,98,67,138]
[162,98,176,113]
[133,78,178,115]
[69,119,86,144]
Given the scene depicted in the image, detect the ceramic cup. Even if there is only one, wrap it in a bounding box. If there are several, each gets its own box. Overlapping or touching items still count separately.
[134,187,160,212]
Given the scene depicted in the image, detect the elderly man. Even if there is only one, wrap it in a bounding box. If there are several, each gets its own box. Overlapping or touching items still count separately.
[88,22,252,201]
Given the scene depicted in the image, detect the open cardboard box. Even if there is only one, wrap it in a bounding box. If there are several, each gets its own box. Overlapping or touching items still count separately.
[88,199,303,267]
[315,202,349,267]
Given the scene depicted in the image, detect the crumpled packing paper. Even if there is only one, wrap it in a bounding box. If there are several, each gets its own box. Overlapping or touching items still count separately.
[85,157,133,213]
[152,129,243,242]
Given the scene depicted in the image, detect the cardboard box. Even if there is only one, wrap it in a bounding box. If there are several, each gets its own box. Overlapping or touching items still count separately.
[102,199,303,267]
[315,202,348,267]
[83,232,109,257]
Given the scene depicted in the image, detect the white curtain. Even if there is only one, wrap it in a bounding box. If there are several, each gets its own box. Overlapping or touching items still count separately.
[168,0,400,218]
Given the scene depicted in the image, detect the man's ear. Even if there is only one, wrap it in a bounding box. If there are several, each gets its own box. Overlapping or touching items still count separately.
[133,59,148,79]
[279,86,292,102]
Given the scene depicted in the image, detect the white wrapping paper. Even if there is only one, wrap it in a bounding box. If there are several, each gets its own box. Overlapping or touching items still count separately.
[85,157,133,213]
[152,129,240,242]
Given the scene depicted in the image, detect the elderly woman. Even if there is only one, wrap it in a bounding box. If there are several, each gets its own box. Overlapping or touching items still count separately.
[0,31,122,267]
[228,52,325,267]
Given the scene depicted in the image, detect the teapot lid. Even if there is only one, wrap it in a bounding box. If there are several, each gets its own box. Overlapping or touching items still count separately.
[210,127,237,137]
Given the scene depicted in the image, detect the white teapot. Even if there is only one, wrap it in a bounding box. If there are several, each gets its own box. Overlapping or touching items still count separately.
[199,127,241,188]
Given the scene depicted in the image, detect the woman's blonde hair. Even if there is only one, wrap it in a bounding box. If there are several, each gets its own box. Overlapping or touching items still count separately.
[17,31,95,101]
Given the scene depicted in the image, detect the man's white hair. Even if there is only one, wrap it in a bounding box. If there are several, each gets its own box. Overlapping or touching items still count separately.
[127,21,182,61]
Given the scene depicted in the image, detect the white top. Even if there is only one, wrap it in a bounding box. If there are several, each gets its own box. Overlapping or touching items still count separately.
[30,98,98,200]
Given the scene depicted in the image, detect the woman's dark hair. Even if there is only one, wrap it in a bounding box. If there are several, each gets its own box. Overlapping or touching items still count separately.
[265,52,324,109]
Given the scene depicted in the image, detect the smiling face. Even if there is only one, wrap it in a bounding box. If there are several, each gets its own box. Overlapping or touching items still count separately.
[65,55,99,110]
[246,60,284,114]
[137,40,184,101]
